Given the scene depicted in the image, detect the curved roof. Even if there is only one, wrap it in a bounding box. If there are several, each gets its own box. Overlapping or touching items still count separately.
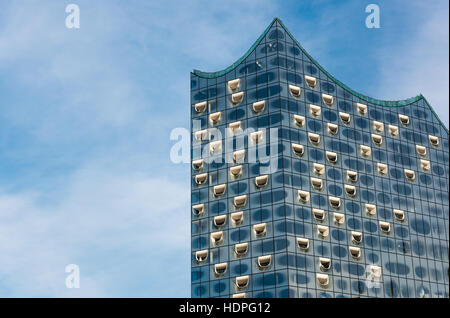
[193,18,448,133]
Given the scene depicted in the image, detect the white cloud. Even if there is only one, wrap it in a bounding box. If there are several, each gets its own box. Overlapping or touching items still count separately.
[0,163,190,297]
[375,3,449,128]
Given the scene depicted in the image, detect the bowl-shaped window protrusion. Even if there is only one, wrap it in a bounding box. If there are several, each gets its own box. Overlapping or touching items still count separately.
[327,123,338,135]
[293,114,305,127]
[305,75,316,88]
[194,101,207,113]
[228,78,240,91]
[322,94,333,107]
[356,103,367,115]
[253,223,267,237]
[232,91,244,104]
[379,221,391,234]
[257,255,272,270]
[298,190,310,203]
[195,250,208,264]
[253,100,266,113]
[289,84,301,98]
[365,203,377,216]
[398,114,409,126]
[351,231,362,244]
[292,143,304,157]
[214,262,228,277]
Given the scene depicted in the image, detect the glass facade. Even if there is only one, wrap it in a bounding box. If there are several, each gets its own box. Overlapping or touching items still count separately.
[190,18,449,298]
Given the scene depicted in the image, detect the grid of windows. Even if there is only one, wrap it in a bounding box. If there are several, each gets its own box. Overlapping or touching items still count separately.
[190,19,449,298]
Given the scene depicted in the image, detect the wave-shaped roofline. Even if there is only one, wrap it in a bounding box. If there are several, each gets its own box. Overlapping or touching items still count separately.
[192,18,448,133]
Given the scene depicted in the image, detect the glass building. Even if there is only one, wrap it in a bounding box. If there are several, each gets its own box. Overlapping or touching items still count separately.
[190,18,449,298]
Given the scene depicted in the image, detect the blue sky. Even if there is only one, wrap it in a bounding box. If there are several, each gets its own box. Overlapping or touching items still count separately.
[0,0,448,297]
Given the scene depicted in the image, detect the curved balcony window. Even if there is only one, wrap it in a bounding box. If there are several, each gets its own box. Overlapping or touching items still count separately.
[305,75,317,88]
[233,149,246,163]
[429,135,439,147]
[214,215,227,228]
[194,129,208,142]
[334,212,345,225]
[365,203,377,216]
[347,170,358,183]
[388,125,398,137]
[317,225,329,238]
[369,265,382,278]
[322,94,333,107]
[356,103,367,115]
[250,130,264,145]
[292,143,304,157]
[360,145,371,158]
[228,121,242,136]
[379,221,391,234]
[420,160,430,172]
[230,165,243,179]
[293,114,305,127]
[393,209,405,222]
[377,163,388,176]
[289,84,301,98]
[214,262,228,277]
[349,246,361,259]
[234,195,247,208]
[210,140,222,155]
[310,104,321,117]
[253,100,266,113]
[344,185,356,197]
[326,151,337,164]
[192,159,204,171]
[298,190,310,203]
[213,184,226,197]
[192,204,205,217]
[373,121,384,133]
[195,173,208,185]
[235,242,248,256]
[209,112,221,125]
[211,231,224,246]
[232,92,244,104]
[255,175,269,189]
[319,258,331,271]
[297,237,310,251]
[404,169,415,182]
[351,231,362,244]
[308,133,320,146]
[327,123,338,135]
[339,112,351,125]
[195,250,208,264]
[314,163,325,176]
[194,101,207,113]
[398,114,409,126]
[316,273,329,287]
[228,79,241,91]
[416,145,426,157]
[257,255,272,270]
[231,211,244,226]
[371,134,382,146]
[313,208,325,221]
[235,276,249,290]
[329,196,341,209]
[253,223,267,237]
[311,178,323,191]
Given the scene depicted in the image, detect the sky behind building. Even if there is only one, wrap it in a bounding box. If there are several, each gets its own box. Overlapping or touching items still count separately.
[0,0,448,297]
